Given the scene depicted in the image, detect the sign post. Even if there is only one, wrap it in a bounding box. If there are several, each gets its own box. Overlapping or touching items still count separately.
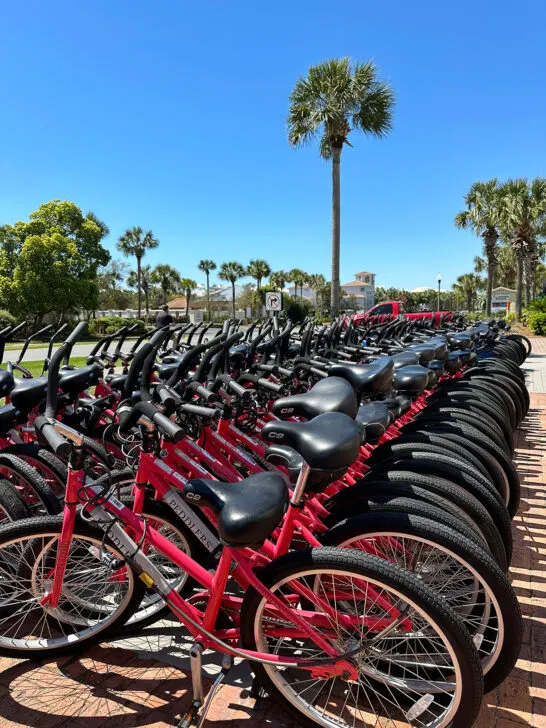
[265,292,283,315]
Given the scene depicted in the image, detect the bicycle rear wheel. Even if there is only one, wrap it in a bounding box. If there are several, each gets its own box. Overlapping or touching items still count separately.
[241,547,483,728]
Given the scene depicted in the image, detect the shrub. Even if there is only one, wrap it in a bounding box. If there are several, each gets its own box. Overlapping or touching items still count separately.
[505,312,516,324]
[525,297,546,313]
[87,316,147,337]
[0,310,17,330]
[282,296,313,324]
[526,311,546,335]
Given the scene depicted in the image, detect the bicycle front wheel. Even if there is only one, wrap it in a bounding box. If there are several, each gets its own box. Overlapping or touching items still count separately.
[0,515,146,659]
[241,547,483,728]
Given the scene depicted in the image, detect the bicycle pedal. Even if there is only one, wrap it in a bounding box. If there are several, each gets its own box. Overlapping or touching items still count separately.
[178,700,201,728]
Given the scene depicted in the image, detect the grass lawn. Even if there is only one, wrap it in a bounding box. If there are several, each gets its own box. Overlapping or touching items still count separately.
[4,337,140,352]
[13,357,90,378]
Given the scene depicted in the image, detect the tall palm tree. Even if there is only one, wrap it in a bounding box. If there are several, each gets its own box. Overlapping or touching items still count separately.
[454,273,484,312]
[117,226,159,318]
[198,259,216,321]
[179,278,197,317]
[288,58,394,317]
[247,259,271,291]
[270,270,289,292]
[499,177,546,318]
[289,268,307,298]
[218,262,245,318]
[454,179,501,317]
[151,264,181,305]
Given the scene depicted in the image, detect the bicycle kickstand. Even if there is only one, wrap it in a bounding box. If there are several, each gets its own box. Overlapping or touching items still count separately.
[178,642,233,728]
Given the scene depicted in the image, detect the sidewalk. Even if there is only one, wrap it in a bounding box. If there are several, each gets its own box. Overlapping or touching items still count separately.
[0,345,543,727]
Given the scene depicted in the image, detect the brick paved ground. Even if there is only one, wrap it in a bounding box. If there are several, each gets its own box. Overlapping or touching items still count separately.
[0,342,544,728]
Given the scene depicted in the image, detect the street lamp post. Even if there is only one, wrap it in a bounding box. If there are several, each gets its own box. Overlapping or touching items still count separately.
[437,273,442,312]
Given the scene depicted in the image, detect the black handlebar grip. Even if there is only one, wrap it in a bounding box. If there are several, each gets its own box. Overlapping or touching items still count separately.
[137,401,185,442]
[257,377,284,393]
[180,402,219,419]
[66,321,88,347]
[193,384,218,403]
[8,321,26,339]
[228,379,247,396]
[34,416,71,459]
[156,383,179,409]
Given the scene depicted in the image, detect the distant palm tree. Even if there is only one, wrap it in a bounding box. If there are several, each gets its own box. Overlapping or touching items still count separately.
[117,226,159,318]
[247,259,271,291]
[454,273,484,312]
[288,57,395,316]
[218,262,246,318]
[179,278,197,318]
[454,179,501,316]
[307,273,327,318]
[151,264,181,305]
[289,269,307,298]
[270,270,289,292]
[499,177,546,317]
[127,264,152,314]
[198,259,217,321]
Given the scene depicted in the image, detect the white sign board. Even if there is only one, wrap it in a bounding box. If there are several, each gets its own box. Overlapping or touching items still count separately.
[266,292,282,312]
[189,309,204,324]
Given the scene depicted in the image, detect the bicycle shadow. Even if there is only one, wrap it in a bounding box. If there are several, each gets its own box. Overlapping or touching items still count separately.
[475,404,546,728]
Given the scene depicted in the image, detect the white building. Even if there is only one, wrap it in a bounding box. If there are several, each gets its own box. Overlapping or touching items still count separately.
[341,271,376,309]
[491,286,516,311]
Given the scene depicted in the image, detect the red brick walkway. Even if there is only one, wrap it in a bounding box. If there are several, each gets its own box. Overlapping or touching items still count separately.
[0,389,543,727]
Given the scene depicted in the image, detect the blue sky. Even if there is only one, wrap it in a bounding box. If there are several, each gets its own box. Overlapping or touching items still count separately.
[1,0,544,291]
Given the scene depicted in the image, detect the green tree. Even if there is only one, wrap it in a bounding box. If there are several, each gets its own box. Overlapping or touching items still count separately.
[218,262,246,317]
[151,264,181,305]
[198,259,217,321]
[127,265,154,313]
[247,259,271,291]
[289,268,307,298]
[270,270,289,292]
[180,278,197,317]
[499,178,546,318]
[117,226,159,318]
[97,259,131,309]
[454,179,501,317]
[0,200,110,322]
[288,57,394,316]
[454,273,484,312]
[307,273,327,318]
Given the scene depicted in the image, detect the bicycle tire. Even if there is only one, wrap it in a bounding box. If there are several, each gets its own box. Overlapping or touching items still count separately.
[241,547,483,728]
[321,512,522,692]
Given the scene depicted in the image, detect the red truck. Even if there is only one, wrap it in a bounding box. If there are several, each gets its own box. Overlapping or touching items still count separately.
[352,301,451,327]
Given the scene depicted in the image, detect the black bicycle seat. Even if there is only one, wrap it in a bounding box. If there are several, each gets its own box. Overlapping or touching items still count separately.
[272,376,357,420]
[328,357,394,397]
[182,471,287,547]
[261,412,361,470]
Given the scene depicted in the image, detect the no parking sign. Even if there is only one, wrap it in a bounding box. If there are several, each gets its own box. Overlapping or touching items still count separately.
[266,292,283,312]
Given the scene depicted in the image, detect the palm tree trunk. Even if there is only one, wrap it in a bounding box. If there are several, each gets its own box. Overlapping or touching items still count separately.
[330,147,342,318]
[483,232,498,317]
[145,287,149,315]
[163,285,167,305]
[231,282,236,318]
[136,255,142,319]
[515,247,524,321]
[185,292,190,318]
[206,273,211,322]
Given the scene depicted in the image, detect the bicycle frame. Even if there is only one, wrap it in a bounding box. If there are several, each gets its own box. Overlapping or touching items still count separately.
[42,461,410,678]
